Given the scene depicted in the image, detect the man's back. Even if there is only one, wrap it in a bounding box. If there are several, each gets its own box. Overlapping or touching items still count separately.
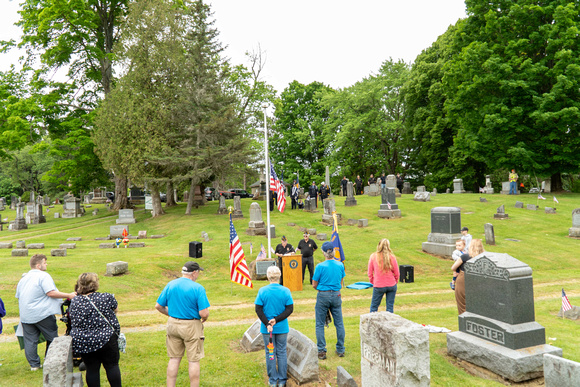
[157,278,210,320]
[16,270,60,323]
[313,260,345,291]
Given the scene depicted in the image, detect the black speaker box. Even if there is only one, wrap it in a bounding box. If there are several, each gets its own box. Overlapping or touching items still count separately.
[399,265,414,283]
[189,241,202,258]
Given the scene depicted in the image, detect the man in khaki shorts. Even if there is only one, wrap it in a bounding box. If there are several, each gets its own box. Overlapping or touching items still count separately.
[155,261,210,387]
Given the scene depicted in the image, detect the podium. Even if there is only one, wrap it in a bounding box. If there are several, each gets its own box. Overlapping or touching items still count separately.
[280,254,302,292]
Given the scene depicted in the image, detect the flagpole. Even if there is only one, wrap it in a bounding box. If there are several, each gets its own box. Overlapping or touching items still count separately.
[263,104,272,259]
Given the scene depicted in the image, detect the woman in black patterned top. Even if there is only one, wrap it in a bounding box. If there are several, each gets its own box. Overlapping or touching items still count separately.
[70,273,122,387]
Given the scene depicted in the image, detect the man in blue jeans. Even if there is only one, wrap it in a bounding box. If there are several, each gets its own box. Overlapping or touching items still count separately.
[312,242,346,360]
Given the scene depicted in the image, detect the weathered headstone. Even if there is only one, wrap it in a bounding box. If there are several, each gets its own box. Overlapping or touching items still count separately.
[446,188,451,194]
[453,178,466,194]
[116,209,136,224]
[431,187,437,196]
[11,203,28,230]
[43,336,75,387]
[246,202,266,236]
[569,208,580,238]
[494,204,509,219]
[240,319,264,352]
[544,354,580,387]
[364,186,370,195]
[307,228,317,235]
[515,201,524,208]
[217,196,228,215]
[36,203,46,223]
[416,186,426,193]
[483,175,494,194]
[44,195,50,206]
[51,249,67,257]
[344,182,357,207]
[28,243,45,249]
[557,305,580,320]
[413,192,431,202]
[25,202,36,224]
[501,181,510,194]
[337,366,357,387]
[325,166,330,190]
[422,207,462,257]
[484,223,495,245]
[106,261,128,276]
[110,225,129,238]
[137,231,147,239]
[10,195,17,210]
[347,219,357,226]
[16,240,26,248]
[479,197,487,202]
[358,219,368,228]
[378,188,401,219]
[402,182,412,194]
[447,252,562,382]
[0,242,13,248]
[127,242,145,248]
[385,174,398,193]
[361,312,430,386]
[201,231,210,242]
[232,196,243,219]
[12,249,28,256]
[368,183,380,197]
[545,207,556,214]
[54,212,61,218]
[286,328,319,384]
[248,259,276,280]
[99,243,116,249]
[321,199,337,225]
[60,243,76,249]
[269,224,276,239]
[62,197,82,218]
[316,233,327,241]
[527,204,538,211]
[66,237,82,241]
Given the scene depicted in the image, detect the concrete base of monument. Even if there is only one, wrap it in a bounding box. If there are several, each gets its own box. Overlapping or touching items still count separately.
[344,198,357,206]
[422,242,455,257]
[377,209,402,219]
[447,331,562,382]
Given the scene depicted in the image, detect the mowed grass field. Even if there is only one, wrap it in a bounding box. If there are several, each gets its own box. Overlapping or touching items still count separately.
[0,192,578,386]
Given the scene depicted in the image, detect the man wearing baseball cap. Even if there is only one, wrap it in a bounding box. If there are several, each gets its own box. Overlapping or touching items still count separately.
[155,261,210,387]
[312,242,345,360]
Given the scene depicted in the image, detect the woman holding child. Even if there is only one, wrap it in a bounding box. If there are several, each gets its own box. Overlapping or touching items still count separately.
[451,239,484,315]
[368,239,400,313]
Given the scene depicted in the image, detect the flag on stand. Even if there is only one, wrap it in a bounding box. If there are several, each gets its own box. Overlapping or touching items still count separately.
[538,193,546,200]
[270,161,286,213]
[553,196,559,204]
[229,214,253,289]
[256,243,267,260]
[330,213,345,262]
[386,201,392,210]
[562,288,572,312]
[479,187,484,193]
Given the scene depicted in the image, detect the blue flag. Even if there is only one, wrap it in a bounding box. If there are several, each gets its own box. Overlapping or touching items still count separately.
[330,214,345,262]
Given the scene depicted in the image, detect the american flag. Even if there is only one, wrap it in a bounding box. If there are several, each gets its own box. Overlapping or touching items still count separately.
[562,288,572,312]
[553,196,559,204]
[386,201,392,210]
[256,243,267,260]
[270,161,286,213]
[229,214,253,289]
[538,193,546,200]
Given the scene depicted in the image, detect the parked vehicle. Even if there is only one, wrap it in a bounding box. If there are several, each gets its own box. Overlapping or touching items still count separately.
[218,190,234,199]
[229,188,252,198]
[205,187,218,201]
[159,193,167,202]
[106,192,115,202]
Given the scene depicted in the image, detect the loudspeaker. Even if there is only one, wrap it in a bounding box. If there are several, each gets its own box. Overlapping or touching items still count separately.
[399,265,414,283]
[189,241,202,258]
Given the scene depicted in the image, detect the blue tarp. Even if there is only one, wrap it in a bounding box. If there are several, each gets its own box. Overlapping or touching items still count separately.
[346,281,373,290]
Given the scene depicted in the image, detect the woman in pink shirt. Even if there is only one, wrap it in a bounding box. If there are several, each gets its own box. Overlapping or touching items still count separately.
[368,239,400,313]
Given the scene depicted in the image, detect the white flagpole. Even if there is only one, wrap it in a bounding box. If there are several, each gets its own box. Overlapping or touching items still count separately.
[263,104,272,259]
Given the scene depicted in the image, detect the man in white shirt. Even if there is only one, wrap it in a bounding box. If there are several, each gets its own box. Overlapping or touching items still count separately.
[16,254,76,371]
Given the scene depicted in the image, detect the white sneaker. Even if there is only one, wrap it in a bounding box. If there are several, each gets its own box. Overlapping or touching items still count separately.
[31,366,41,371]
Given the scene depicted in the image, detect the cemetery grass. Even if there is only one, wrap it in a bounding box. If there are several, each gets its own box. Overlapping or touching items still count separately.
[0,193,579,386]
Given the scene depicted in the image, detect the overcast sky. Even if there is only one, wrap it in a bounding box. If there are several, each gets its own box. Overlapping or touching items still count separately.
[1,0,467,93]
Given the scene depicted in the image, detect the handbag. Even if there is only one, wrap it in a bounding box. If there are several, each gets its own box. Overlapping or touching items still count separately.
[85,295,126,353]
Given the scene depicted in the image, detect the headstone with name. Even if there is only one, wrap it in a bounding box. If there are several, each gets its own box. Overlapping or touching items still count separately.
[422,207,462,257]
[494,204,509,219]
[385,174,398,193]
[402,182,412,194]
[286,328,319,384]
[413,192,431,202]
[361,312,430,386]
[246,202,266,236]
[248,259,276,281]
[217,196,228,215]
[447,252,562,382]
[232,196,243,219]
[240,319,264,352]
[116,209,136,224]
[110,225,129,238]
[453,178,466,194]
[544,354,580,387]
[417,185,426,193]
[484,223,495,245]
[321,199,337,225]
[11,203,28,230]
[515,201,524,208]
[344,182,357,207]
[368,183,380,197]
[569,208,580,238]
[43,335,77,387]
[62,197,82,218]
[483,175,494,194]
[377,188,401,219]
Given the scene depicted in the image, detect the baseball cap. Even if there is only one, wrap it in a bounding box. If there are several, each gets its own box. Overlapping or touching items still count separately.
[281,235,287,241]
[303,231,309,237]
[461,227,469,232]
[321,241,334,252]
[182,261,204,272]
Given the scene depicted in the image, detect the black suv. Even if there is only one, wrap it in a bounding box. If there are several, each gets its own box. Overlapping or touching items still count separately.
[230,189,252,198]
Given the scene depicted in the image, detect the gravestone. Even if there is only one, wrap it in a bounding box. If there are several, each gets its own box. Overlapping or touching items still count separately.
[144,194,153,211]
[432,187,437,196]
[416,186,426,193]
[246,202,266,236]
[377,188,401,219]
[557,305,580,320]
[453,178,466,194]
[364,186,370,195]
[544,354,580,387]
[413,192,431,202]
[43,336,77,387]
[51,249,67,257]
[494,204,509,219]
[344,182,357,207]
[60,243,76,249]
[217,196,228,215]
[447,252,562,382]
[138,231,147,239]
[240,319,264,352]
[361,312,430,386]
[62,197,82,218]
[248,259,276,280]
[479,197,487,202]
[99,243,116,249]
[545,207,556,214]
[484,223,495,245]
[12,249,28,256]
[11,203,28,230]
[16,240,26,248]
[542,178,552,193]
[286,328,319,384]
[305,197,318,212]
[0,197,4,211]
[201,231,210,242]
[568,208,580,238]
[54,212,61,219]
[44,196,50,206]
[325,166,330,191]
[25,203,36,224]
[385,174,399,193]
[307,228,317,235]
[446,188,451,194]
[36,203,46,224]
[337,366,358,387]
[269,224,276,239]
[501,181,510,194]
[10,195,17,210]
[316,233,327,241]
[92,209,98,216]
[106,261,128,276]
[422,207,462,257]
[116,209,136,224]
[321,199,337,225]
[402,182,412,194]
[28,243,45,249]
[515,201,524,208]
[110,225,129,238]
[358,219,368,228]
[483,175,494,194]
[527,204,538,211]
[347,219,357,226]
[368,183,380,197]
[232,196,243,219]
[0,242,13,248]
[128,242,145,248]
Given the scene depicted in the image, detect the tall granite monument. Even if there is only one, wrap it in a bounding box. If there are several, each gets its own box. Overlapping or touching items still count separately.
[344,182,357,207]
[453,178,466,194]
[246,202,266,236]
[11,203,28,230]
[377,188,401,219]
[447,252,562,382]
[421,207,462,257]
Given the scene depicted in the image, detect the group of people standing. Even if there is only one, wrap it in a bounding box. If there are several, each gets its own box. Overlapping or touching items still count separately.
[352,173,404,195]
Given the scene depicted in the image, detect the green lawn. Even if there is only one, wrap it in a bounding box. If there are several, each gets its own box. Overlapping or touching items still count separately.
[0,192,578,386]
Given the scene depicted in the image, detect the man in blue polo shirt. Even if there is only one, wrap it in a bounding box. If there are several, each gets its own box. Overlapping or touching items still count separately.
[312,242,345,360]
[155,261,210,387]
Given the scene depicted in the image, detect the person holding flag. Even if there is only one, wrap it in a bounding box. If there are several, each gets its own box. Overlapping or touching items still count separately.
[255,266,294,387]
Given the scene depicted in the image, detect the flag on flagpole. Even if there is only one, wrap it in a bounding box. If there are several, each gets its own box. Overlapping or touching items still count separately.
[229,214,253,289]
[538,193,546,200]
[330,213,345,262]
[553,196,559,204]
[256,243,267,260]
[562,288,572,312]
[270,160,286,213]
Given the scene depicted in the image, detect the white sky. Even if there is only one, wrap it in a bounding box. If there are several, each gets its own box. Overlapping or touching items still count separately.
[1,0,467,93]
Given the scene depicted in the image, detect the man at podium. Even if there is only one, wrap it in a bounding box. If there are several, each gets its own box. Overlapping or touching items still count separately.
[275,236,295,257]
